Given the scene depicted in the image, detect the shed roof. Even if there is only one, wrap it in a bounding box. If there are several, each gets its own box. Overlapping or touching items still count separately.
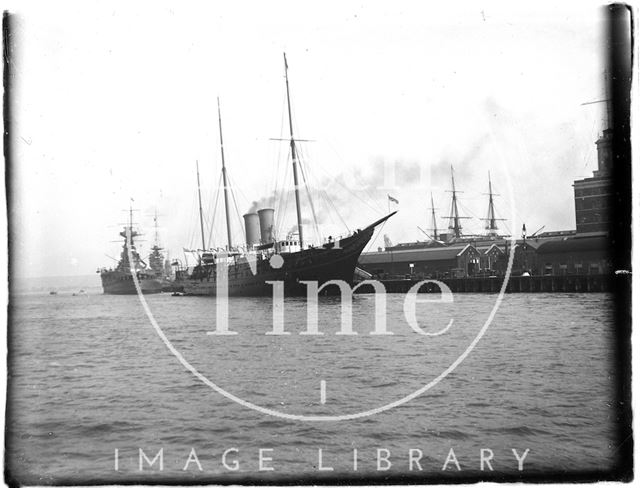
[359,244,475,264]
[537,236,610,254]
[476,243,507,254]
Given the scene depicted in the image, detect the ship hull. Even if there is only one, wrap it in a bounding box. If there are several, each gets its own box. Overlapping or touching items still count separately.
[175,216,391,297]
[100,271,163,295]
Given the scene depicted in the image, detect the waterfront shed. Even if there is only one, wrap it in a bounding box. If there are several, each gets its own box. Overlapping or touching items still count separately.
[536,236,611,275]
[358,244,480,278]
[476,243,507,275]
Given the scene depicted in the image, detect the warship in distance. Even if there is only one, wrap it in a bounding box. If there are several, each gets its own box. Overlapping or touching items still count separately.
[174,54,395,296]
[147,211,174,291]
[97,207,163,295]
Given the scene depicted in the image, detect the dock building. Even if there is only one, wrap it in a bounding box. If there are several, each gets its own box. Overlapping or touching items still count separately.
[358,125,613,280]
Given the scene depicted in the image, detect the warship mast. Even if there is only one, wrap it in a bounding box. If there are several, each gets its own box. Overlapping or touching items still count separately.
[443,166,470,238]
[482,172,505,237]
[428,192,438,241]
[153,210,160,247]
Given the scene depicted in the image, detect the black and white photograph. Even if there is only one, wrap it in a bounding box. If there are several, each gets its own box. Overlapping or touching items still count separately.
[3,0,634,484]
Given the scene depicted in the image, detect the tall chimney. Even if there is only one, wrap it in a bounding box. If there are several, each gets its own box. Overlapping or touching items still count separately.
[243,213,260,247]
[258,208,275,244]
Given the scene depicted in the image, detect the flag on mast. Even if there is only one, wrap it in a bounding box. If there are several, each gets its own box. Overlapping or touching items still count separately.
[388,195,399,204]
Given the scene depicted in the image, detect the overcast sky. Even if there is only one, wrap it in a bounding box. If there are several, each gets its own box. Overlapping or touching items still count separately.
[9,1,608,277]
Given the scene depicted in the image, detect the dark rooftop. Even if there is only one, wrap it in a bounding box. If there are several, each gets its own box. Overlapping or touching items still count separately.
[360,244,475,264]
[537,236,610,254]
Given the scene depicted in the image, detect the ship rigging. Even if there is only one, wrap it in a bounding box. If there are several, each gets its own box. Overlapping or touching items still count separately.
[174,54,395,296]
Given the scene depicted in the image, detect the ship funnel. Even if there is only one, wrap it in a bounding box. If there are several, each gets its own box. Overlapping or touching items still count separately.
[258,208,275,244]
[243,213,261,247]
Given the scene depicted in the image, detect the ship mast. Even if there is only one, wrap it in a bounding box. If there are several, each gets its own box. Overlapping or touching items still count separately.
[442,165,472,239]
[121,200,137,269]
[482,171,505,237]
[217,97,233,251]
[129,201,133,235]
[485,171,498,235]
[195,160,207,252]
[283,52,304,248]
[429,192,438,241]
[446,166,463,238]
[153,209,160,247]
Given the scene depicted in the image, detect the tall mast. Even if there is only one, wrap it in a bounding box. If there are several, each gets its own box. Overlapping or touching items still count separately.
[195,160,206,251]
[124,200,135,268]
[153,209,160,247]
[429,192,438,241]
[129,201,133,234]
[448,166,462,238]
[283,52,304,248]
[442,165,471,239]
[217,97,233,251]
[485,171,497,235]
[482,171,505,237]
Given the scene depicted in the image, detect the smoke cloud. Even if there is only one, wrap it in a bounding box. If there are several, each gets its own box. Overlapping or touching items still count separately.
[246,193,277,214]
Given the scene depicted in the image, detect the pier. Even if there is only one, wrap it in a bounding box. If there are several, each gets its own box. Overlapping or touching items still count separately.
[359,274,617,294]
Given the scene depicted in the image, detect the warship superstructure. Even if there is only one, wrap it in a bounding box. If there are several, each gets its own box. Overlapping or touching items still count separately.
[97,208,163,295]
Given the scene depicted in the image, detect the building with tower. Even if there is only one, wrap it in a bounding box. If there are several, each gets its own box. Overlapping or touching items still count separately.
[573,128,613,234]
[359,123,614,278]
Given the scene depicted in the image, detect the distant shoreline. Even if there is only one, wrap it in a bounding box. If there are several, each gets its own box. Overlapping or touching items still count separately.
[10,274,101,294]
[12,273,97,280]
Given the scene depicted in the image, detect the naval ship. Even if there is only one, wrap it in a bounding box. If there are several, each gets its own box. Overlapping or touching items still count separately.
[97,208,163,295]
[147,211,174,291]
[174,54,395,296]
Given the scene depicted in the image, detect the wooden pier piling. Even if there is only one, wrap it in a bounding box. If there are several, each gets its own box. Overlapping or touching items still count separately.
[356,274,616,294]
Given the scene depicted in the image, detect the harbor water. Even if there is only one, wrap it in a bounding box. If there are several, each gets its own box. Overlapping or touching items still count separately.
[6,275,624,483]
